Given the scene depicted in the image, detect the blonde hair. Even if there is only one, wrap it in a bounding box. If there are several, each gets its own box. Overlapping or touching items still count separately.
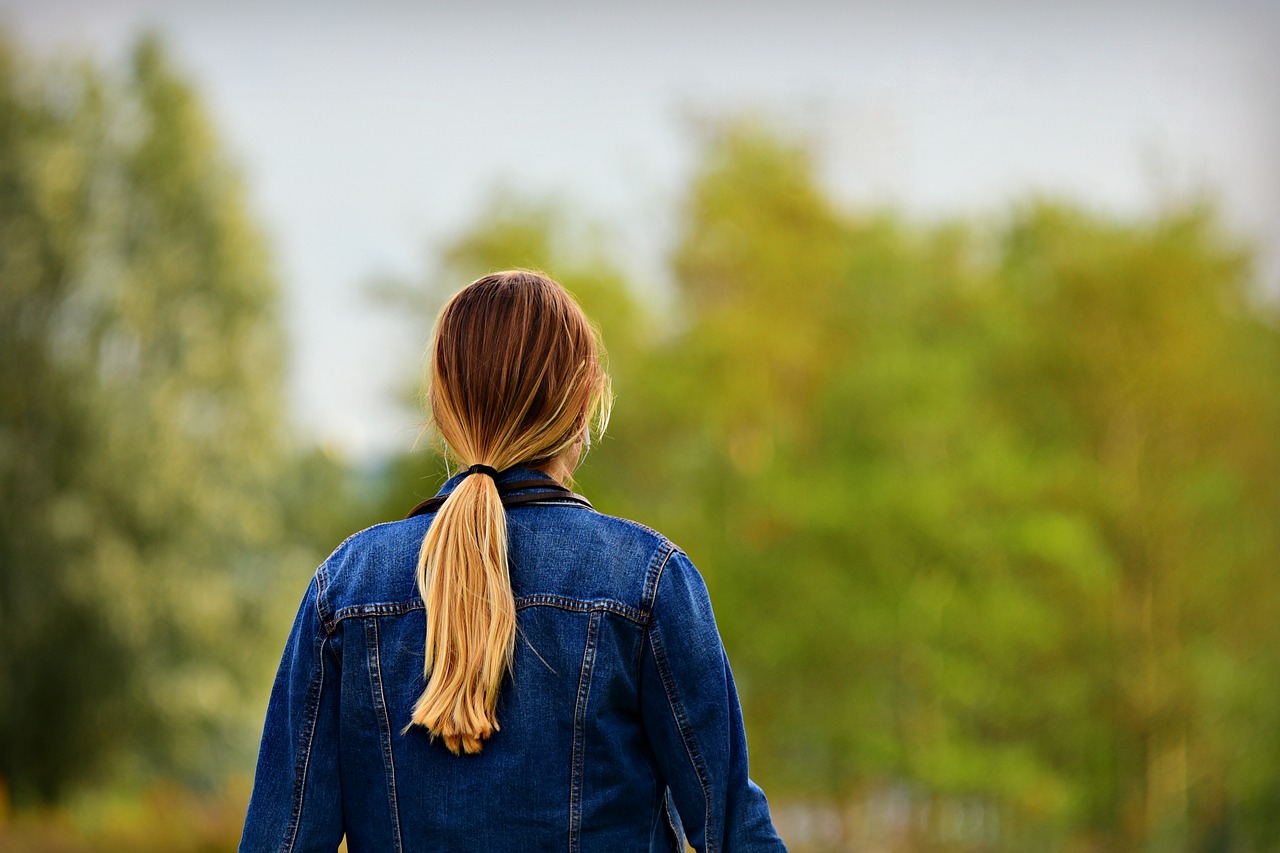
[407,270,611,754]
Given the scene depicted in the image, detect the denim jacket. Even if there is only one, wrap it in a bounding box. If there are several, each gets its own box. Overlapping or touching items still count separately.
[240,467,787,852]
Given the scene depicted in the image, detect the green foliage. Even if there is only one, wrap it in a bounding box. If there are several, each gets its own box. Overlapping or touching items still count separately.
[0,782,250,852]
[0,34,290,804]
[379,123,1280,849]
[4,26,1278,851]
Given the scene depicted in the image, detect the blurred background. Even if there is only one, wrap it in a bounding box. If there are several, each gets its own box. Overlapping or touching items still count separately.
[1,1,1278,850]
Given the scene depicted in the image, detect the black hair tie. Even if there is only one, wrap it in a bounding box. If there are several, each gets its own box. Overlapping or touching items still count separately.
[464,463,500,480]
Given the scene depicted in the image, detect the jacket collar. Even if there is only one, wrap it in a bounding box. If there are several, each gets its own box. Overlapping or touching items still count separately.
[432,464,559,500]
[405,465,590,519]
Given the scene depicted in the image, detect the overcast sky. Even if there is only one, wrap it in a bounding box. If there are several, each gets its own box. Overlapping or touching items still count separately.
[3,0,1277,458]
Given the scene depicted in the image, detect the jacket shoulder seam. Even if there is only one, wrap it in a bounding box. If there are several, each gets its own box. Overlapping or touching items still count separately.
[314,566,335,635]
[593,512,676,550]
[641,545,678,618]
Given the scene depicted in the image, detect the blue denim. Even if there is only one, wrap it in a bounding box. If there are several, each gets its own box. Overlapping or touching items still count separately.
[240,467,787,852]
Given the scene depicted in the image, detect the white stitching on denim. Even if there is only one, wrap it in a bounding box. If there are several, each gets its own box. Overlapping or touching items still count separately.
[367,619,404,853]
[635,548,675,686]
[315,566,335,635]
[515,594,646,624]
[280,632,327,853]
[331,595,648,627]
[641,547,676,617]
[332,600,423,622]
[568,610,601,853]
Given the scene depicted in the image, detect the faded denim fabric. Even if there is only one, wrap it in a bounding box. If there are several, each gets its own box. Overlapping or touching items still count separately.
[240,467,787,852]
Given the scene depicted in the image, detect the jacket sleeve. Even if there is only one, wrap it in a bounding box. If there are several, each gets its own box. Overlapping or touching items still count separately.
[240,572,344,853]
[639,549,788,853]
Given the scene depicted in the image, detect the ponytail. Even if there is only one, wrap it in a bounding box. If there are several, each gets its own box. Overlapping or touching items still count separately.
[407,468,515,754]
[404,270,612,754]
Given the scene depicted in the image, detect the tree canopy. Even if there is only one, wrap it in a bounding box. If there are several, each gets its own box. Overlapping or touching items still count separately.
[2,30,1278,852]
[387,123,1280,850]
[0,34,290,804]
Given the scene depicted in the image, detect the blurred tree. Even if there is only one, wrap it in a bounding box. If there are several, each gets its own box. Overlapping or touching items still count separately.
[670,128,1280,849]
[377,121,1280,850]
[992,202,1280,848]
[0,34,289,804]
[21,22,1277,851]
